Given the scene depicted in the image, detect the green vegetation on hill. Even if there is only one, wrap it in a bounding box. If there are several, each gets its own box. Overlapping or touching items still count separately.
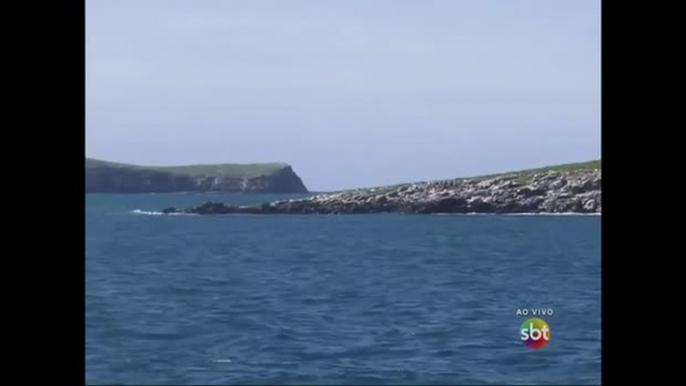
[85,158,290,179]
[85,157,308,193]
[464,160,601,182]
[325,160,601,195]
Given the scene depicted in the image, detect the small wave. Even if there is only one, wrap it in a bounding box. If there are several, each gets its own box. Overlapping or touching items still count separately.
[129,209,196,216]
[130,209,164,215]
[211,359,232,363]
[432,212,601,216]
[504,212,601,216]
[432,212,498,216]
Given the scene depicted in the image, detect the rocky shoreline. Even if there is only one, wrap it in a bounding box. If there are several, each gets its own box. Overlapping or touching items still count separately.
[162,167,601,215]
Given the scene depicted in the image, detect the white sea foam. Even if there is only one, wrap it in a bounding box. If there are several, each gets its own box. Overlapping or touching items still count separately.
[431,212,601,216]
[128,209,600,217]
[211,359,232,363]
[130,209,164,215]
[129,209,196,216]
[504,212,601,216]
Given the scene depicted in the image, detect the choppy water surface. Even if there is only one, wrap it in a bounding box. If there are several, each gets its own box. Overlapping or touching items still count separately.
[86,193,601,385]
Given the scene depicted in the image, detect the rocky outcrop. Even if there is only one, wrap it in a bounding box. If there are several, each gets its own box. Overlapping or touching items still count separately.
[167,166,601,215]
[85,158,308,194]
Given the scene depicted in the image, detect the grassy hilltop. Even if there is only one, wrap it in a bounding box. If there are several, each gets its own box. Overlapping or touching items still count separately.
[329,160,601,195]
[85,158,290,179]
[85,158,308,193]
[458,160,601,183]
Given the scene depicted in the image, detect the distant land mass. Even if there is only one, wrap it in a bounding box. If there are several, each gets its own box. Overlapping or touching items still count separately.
[165,160,601,215]
[85,158,308,194]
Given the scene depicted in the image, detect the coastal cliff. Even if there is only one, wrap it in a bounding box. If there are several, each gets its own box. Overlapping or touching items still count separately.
[85,158,309,194]
[165,160,601,215]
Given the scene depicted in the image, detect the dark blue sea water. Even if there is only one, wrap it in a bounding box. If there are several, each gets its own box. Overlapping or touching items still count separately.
[86,193,601,385]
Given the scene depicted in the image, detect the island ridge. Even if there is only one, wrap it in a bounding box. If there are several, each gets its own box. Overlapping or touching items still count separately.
[163,160,601,215]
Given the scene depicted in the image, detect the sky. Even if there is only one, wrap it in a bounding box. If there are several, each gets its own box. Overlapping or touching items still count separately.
[86,0,600,191]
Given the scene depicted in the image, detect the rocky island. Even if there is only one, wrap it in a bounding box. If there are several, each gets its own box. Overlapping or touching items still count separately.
[86,158,308,194]
[163,160,601,215]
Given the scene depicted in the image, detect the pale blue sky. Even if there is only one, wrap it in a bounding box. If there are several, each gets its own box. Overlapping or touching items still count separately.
[86,0,600,191]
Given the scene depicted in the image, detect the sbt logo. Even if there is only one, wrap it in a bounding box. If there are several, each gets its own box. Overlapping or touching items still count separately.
[520,318,551,349]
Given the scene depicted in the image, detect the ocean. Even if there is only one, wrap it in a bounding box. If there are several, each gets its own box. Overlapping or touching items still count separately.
[86,193,601,385]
